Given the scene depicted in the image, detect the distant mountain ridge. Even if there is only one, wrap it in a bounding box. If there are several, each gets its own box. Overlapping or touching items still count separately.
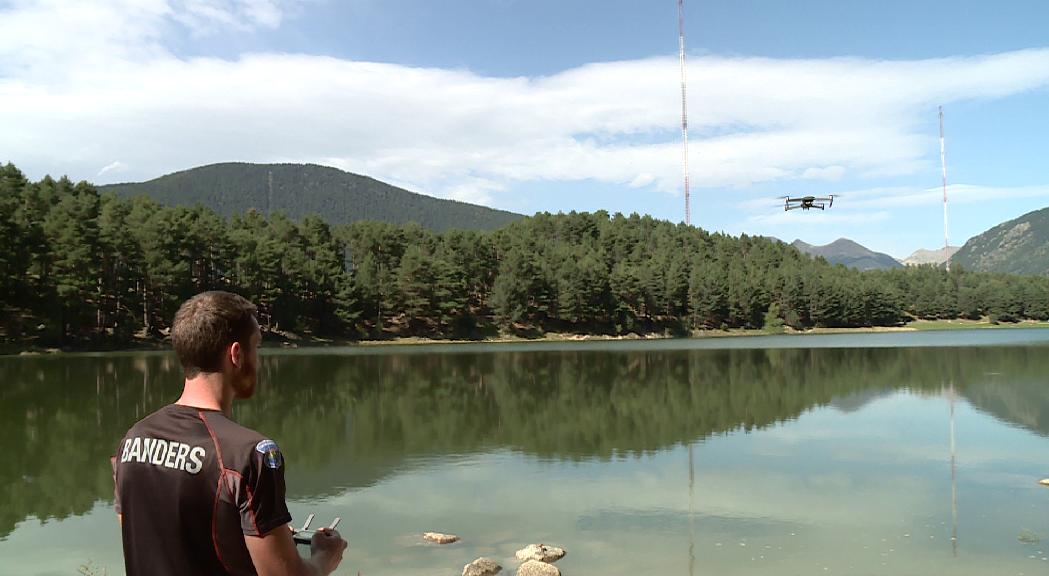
[791,238,903,270]
[903,246,960,267]
[952,206,1049,275]
[101,163,524,232]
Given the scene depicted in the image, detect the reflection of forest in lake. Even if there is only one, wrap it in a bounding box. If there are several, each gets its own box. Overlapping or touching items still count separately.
[4,340,1049,539]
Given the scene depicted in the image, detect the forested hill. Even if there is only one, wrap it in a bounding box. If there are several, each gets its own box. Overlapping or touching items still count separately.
[791,238,903,270]
[100,162,523,232]
[952,206,1049,275]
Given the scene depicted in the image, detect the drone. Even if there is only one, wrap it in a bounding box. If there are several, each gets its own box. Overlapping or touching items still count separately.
[782,195,836,211]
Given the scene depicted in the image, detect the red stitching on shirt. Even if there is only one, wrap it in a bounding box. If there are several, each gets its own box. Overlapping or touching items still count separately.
[211,470,235,573]
[245,484,262,535]
[199,411,235,574]
[225,469,262,535]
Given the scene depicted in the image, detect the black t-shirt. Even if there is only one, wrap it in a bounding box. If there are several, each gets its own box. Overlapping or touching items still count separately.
[113,404,292,576]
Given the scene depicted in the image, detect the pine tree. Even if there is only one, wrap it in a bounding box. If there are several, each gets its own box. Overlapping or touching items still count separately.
[300,215,347,334]
[688,260,728,329]
[396,244,436,331]
[41,180,101,340]
[0,163,28,307]
[609,260,641,333]
[98,195,144,337]
[491,247,546,327]
[431,244,470,335]
[129,201,192,334]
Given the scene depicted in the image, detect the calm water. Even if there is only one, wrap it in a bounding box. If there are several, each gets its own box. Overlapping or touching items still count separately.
[4,330,1049,575]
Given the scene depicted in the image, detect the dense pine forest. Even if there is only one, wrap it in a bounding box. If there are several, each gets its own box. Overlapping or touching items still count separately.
[3,162,1049,348]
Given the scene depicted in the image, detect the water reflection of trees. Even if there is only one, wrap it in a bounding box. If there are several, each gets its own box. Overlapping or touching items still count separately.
[0,353,182,540]
[3,345,1049,538]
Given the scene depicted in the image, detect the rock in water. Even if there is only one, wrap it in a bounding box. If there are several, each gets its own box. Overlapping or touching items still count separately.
[422,532,460,544]
[515,544,566,563]
[463,557,502,576]
[516,560,560,576]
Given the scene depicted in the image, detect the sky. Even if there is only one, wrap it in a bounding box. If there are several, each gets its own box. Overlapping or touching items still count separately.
[2,0,1049,259]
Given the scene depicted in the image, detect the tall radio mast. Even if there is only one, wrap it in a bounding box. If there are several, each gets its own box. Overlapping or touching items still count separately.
[678,0,691,226]
[939,106,951,272]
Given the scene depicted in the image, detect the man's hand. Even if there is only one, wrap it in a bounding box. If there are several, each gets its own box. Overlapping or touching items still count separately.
[246,524,347,576]
[309,528,348,574]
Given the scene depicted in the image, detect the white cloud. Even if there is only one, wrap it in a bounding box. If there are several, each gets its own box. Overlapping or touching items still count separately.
[96,161,128,177]
[747,209,892,227]
[173,0,291,34]
[440,177,505,207]
[629,173,656,188]
[0,0,295,77]
[2,1,1049,212]
[802,165,846,181]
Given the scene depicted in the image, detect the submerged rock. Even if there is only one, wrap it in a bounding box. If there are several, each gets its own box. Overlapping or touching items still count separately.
[515,544,566,563]
[516,560,560,576]
[422,532,460,544]
[463,557,502,576]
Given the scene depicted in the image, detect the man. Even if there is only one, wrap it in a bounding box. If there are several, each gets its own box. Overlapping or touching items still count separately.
[113,291,347,575]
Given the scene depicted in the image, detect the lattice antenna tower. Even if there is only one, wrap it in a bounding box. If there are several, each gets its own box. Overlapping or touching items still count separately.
[678,0,692,226]
[939,106,951,272]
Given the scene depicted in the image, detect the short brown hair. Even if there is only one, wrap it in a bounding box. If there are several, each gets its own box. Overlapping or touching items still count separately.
[171,291,258,378]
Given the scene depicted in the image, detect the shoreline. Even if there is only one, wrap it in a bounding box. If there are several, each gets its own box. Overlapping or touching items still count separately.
[5,319,1049,356]
[351,318,1049,347]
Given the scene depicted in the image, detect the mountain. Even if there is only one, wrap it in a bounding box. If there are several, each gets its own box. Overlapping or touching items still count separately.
[100,163,524,232]
[902,246,960,266]
[951,206,1049,275]
[791,238,903,270]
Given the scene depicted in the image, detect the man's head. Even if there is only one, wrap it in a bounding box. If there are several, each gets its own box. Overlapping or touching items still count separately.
[171,291,261,398]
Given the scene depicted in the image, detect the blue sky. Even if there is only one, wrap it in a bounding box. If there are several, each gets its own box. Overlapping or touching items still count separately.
[2,0,1049,258]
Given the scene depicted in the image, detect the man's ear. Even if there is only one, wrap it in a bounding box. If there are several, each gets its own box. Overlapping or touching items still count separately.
[229,341,243,368]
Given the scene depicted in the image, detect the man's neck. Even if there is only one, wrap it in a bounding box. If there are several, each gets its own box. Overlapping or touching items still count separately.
[176,373,233,416]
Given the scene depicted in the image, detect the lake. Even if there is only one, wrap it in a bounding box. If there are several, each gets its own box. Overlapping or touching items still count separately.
[3,330,1049,575]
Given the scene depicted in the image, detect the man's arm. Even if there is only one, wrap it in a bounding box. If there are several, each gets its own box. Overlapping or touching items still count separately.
[245,524,346,576]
